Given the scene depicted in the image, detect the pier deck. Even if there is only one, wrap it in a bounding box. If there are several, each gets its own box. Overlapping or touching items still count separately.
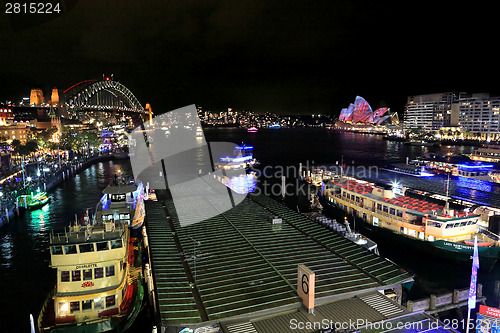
[146,192,413,329]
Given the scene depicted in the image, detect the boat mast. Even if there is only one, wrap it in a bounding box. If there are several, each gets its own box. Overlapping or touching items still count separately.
[445,172,450,210]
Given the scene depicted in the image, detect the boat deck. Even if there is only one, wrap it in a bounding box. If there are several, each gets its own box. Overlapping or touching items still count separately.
[146,192,413,327]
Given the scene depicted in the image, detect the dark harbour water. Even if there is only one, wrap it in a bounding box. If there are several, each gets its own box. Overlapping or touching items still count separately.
[1,128,498,332]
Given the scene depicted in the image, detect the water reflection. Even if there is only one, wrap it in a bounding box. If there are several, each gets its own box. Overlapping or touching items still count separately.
[29,203,50,232]
[218,173,257,194]
[0,234,13,268]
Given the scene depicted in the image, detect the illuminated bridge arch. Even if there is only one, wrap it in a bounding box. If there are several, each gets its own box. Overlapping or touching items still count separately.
[63,79,145,113]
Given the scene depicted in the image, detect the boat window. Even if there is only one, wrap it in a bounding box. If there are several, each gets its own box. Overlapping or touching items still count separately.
[342,192,346,197]
[383,205,388,213]
[94,267,104,279]
[61,271,70,282]
[64,245,77,254]
[445,223,454,229]
[459,222,467,227]
[94,298,104,310]
[51,246,63,255]
[96,241,109,251]
[83,269,92,280]
[105,295,116,308]
[396,210,403,217]
[72,270,81,281]
[70,301,80,314]
[82,300,92,312]
[106,265,115,277]
[472,220,477,225]
[390,208,396,215]
[467,221,473,225]
[110,239,122,249]
[79,243,94,253]
[377,204,382,211]
[454,223,461,228]
[356,196,360,202]
[111,194,126,202]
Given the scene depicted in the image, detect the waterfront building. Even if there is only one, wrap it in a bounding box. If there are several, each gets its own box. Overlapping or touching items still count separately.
[404,92,500,140]
[404,92,461,131]
[456,93,500,135]
[0,123,30,144]
[336,96,400,133]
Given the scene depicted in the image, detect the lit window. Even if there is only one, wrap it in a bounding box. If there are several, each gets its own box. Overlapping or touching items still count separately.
[82,300,92,312]
[83,269,92,280]
[70,301,80,313]
[94,267,104,279]
[61,271,70,282]
[106,265,115,277]
[105,295,115,308]
[72,270,81,281]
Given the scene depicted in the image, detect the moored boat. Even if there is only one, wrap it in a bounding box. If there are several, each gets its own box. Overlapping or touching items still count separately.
[37,176,145,332]
[318,177,500,270]
[27,191,50,210]
[95,172,145,233]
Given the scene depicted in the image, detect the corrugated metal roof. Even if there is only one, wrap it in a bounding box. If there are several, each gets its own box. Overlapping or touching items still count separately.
[149,192,412,327]
[146,201,203,325]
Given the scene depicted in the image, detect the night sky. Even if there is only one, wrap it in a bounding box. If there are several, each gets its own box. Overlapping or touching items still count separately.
[0,1,498,115]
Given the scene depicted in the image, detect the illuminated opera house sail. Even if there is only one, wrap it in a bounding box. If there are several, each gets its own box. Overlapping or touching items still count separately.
[337,96,399,132]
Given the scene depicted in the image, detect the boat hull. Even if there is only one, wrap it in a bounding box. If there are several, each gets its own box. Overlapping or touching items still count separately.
[28,197,50,211]
[319,193,500,271]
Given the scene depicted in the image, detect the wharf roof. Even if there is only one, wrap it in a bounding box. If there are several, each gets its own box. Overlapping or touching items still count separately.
[146,192,413,327]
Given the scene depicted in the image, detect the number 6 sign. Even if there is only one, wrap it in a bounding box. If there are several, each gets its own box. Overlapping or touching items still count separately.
[297,264,315,313]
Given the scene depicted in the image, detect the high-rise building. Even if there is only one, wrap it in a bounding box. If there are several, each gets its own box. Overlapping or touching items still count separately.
[456,93,500,133]
[404,92,461,131]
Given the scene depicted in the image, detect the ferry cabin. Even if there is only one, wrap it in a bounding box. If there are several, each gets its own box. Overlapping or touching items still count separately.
[471,145,500,163]
[324,179,481,243]
[48,222,131,325]
[96,182,144,230]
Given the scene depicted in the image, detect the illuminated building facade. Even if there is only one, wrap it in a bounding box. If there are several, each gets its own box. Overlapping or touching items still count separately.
[338,96,397,126]
[457,93,500,133]
[404,92,500,134]
[30,88,45,105]
[404,92,460,131]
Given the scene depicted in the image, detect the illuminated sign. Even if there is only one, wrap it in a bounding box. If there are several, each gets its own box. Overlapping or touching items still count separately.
[480,305,500,319]
[297,264,315,312]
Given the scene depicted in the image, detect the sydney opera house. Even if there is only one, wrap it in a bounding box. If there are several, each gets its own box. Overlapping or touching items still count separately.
[336,96,400,133]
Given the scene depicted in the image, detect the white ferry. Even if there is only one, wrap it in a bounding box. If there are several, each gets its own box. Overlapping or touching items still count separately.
[96,173,145,232]
[470,145,500,163]
[319,177,500,270]
[37,177,145,332]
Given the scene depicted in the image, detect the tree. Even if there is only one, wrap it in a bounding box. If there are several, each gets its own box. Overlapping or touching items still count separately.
[25,140,38,154]
[11,139,21,152]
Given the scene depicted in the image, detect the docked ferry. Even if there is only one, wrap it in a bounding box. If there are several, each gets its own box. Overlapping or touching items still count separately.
[470,145,500,163]
[319,177,500,270]
[37,177,145,332]
[96,174,145,232]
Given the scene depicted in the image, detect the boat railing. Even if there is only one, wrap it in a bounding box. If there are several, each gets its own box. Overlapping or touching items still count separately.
[478,225,500,242]
[50,222,126,244]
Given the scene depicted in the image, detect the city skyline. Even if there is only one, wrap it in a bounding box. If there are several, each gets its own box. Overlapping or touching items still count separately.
[2,2,500,115]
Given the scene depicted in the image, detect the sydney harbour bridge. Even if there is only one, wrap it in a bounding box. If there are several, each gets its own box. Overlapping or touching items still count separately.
[29,77,151,124]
